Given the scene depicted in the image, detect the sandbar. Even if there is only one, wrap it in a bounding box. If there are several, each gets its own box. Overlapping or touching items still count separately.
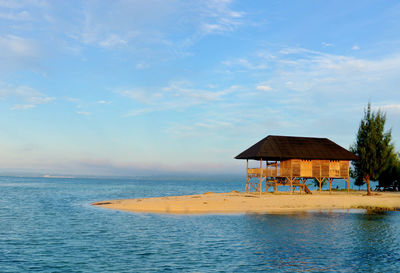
[92,191,400,214]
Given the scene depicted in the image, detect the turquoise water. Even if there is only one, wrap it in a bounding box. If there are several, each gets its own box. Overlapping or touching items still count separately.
[1,176,399,272]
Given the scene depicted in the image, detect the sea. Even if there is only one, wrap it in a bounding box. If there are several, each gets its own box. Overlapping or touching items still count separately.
[1,175,400,272]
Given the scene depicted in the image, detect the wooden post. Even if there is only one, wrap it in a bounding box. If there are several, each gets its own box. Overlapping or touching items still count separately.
[329,179,332,194]
[299,179,303,194]
[301,178,306,194]
[290,178,293,194]
[345,177,349,193]
[318,178,322,193]
[259,158,263,195]
[245,159,249,192]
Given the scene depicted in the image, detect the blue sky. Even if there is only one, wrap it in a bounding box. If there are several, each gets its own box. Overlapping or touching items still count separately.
[0,0,399,176]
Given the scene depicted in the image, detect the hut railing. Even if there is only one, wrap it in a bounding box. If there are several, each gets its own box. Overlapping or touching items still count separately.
[247,166,278,177]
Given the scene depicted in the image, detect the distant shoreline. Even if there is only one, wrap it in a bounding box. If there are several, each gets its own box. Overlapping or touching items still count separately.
[92,191,400,214]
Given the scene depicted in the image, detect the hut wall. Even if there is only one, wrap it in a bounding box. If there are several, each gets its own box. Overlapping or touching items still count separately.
[280,160,291,177]
[312,160,321,178]
[321,160,330,177]
[339,160,349,177]
[278,159,349,178]
[292,159,301,176]
[329,160,340,177]
[300,160,312,177]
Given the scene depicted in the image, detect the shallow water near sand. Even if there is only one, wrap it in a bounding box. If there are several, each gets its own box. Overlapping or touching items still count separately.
[1,176,400,272]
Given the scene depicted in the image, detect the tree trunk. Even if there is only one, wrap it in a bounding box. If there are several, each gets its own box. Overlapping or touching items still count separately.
[365,175,372,195]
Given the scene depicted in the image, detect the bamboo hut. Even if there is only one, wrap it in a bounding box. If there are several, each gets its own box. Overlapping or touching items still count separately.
[235,135,358,194]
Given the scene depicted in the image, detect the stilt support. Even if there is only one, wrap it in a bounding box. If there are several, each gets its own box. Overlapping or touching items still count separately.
[259,158,263,196]
[344,177,350,193]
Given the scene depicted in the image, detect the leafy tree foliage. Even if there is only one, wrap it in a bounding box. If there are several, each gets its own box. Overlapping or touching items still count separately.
[378,153,400,191]
[349,103,395,195]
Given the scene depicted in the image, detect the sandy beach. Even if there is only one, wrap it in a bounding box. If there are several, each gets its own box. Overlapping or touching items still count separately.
[92,191,400,214]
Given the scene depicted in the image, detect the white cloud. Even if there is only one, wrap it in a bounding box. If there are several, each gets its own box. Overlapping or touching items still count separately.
[64,97,81,104]
[117,88,163,104]
[163,81,237,104]
[0,0,48,9]
[322,42,333,47]
[199,0,244,35]
[213,46,400,146]
[68,0,244,55]
[76,111,91,116]
[119,82,234,107]
[242,48,400,99]
[222,58,266,70]
[124,107,162,117]
[352,45,360,50]
[11,104,35,110]
[374,104,400,115]
[135,63,149,69]
[99,34,127,48]
[0,10,30,20]
[119,82,240,117]
[195,119,233,129]
[256,85,272,91]
[0,83,55,110]
[0,35,37,57]
[64,97,93,114]
[97,100,112,104]
[0,35,39,72]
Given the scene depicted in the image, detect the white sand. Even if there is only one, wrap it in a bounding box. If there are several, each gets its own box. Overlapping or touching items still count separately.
[92,191,400,214]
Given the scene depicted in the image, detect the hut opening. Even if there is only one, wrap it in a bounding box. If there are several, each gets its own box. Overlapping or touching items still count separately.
[235,135,358,194]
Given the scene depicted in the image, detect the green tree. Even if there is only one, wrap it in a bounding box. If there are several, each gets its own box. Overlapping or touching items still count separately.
[378,153,400,191]
[349,103,395,195]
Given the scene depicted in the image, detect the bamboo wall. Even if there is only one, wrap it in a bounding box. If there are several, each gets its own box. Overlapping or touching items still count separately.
[272,159,349,178]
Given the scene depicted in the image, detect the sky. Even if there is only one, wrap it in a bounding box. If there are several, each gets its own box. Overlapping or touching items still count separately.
[0,0,399,176]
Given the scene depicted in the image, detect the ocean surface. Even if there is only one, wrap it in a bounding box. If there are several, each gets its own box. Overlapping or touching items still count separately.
[1,176,399,272]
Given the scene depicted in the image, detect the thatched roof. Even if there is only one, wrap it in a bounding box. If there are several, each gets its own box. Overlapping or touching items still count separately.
[235,135,358,161]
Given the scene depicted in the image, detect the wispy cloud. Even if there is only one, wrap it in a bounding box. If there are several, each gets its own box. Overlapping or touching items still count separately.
[68,0,245,58]
[224,46,400,98]
[0,35,39,71]
[213,45,400,144]
[64,97,96,116]
[0,10,30,20]
[76,111,91,116]
[135,63,149,69]
[120,81,240,117]
[0,0,48,9]
[374,103,400,115]
[222,58,266,70]
[117,88,163,104]
[199,0,244,35]
[11,104,35,110]
[322,42,333,47]
[0,34,37,56]
[270,47,400,95]
[0,83,54,110]
[64,97,83,108]
[97,100,112,105]
[98,34,128,48]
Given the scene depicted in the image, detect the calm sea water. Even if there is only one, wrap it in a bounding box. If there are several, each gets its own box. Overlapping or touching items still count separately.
[1,176,399,272]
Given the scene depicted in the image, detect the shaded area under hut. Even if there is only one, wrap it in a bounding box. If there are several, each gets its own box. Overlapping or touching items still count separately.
[235,135,358,194]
